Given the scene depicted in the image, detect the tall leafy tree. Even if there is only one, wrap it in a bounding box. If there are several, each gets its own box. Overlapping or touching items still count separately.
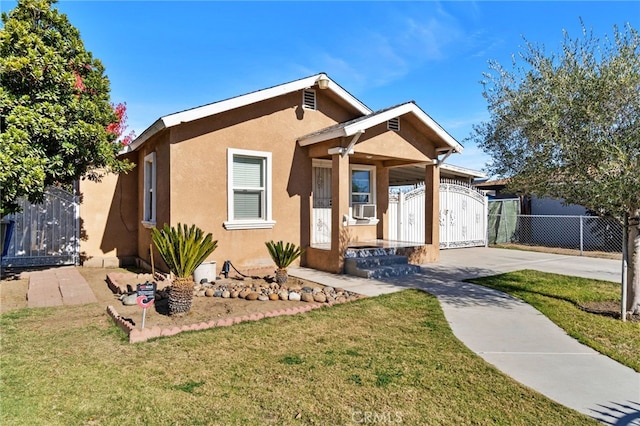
[471,22,640,316]
[0,0,131,215]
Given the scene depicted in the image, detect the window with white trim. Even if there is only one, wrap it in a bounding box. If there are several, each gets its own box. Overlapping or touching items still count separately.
[142,152,156,227]
[350,165,375,205]
[224,148,275,230]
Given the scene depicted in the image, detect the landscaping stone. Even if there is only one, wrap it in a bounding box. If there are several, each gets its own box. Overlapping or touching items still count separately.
[269,293,279,301]
[301,293,314,303]
[278,290,289,301]
[213,290,223,297]
[258,294,269,301]
[245,292,259,301]
[314,293,327,303]
[205,289,215,297]
[120,293,137,306]
[323,286,334,294]
[230,291,239,298]
[222,291,230,298]
[289,292,301,301]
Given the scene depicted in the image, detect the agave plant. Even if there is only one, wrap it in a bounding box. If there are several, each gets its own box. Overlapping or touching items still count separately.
[265,240,304,285]
[151,223,218,315]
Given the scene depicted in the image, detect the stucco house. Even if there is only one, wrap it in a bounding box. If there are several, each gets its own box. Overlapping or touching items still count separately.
[79,73,465,274]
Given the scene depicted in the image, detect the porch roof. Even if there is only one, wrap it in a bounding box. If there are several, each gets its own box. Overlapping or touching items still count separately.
[388,163,488,186]
[296,102,464,154]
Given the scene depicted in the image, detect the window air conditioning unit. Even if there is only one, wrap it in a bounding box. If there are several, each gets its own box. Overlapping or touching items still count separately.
[353,204,376,219]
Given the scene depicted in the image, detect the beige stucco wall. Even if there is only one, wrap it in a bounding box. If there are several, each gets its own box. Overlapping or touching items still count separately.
[78,153,138,267]
[353,120,437,163]
[146,89,358,272]
[79,85,446,273]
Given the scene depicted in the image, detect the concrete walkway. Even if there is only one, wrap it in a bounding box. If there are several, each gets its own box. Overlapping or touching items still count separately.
[27,266,97,308]
[291,247,640,425]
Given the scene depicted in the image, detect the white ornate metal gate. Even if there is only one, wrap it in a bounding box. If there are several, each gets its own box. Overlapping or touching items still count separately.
[388,180,487,248]
[1,186,79,267]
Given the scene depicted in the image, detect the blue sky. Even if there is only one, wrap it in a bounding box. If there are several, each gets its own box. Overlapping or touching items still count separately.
[2,1,638,172]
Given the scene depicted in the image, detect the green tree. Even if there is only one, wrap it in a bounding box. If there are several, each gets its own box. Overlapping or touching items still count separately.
[470,22,640,317]
[0,0,131,215]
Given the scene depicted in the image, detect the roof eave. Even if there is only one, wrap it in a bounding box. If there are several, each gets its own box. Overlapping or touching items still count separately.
[298,103,464,154]
[121,118,166,154]
[126,73,372,152]
[440,163,487,179]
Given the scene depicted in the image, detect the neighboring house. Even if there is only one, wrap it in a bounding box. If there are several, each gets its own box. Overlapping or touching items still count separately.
[475,179,589,216]
[476,179,621,251]
[79,73,467,274]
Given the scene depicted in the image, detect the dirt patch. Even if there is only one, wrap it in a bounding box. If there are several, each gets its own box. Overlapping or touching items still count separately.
[0,275,29,314]
[580,301,640,322]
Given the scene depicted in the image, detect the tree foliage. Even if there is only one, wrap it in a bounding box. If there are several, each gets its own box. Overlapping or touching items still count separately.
[0,0,132,215]
[470,22,640,315]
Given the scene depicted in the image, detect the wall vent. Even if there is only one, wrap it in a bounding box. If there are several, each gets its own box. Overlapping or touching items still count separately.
[387,117,400,132]
[303,89,317,110]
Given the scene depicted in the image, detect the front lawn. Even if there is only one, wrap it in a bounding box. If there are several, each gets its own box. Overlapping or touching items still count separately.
[0,289,595,425]
[469,270,640,372]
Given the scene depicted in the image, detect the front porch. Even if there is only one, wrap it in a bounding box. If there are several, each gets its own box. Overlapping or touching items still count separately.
[305,238,437,276]
[297,104,458,275]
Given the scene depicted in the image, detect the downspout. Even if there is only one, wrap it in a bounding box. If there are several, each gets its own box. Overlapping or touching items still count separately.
[342,130,365,158]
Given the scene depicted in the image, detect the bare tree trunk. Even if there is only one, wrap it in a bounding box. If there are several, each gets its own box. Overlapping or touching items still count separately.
[627,212,640,316]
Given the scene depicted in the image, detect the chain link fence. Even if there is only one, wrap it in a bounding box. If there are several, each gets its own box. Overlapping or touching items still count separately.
[488,214,623,256]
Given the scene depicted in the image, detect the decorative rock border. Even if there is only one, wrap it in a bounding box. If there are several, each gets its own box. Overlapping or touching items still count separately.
[105,271,365,343]
[107,299,344,344]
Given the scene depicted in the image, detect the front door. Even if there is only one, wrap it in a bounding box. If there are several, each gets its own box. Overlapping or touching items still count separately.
[312,165,332,245]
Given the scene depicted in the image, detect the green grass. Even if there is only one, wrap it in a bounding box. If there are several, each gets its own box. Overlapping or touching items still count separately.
[469,270,640,372]
[0,290,596,425]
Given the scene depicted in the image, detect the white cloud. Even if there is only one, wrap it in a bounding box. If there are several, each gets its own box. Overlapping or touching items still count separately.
[289,3,472,93]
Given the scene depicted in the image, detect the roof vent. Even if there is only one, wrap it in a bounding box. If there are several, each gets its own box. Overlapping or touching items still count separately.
[387,117,400,132]
[303,89,317,110]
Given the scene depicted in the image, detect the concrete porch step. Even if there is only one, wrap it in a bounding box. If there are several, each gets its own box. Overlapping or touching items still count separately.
[345,254,410,269]
[344,247,397,258]
[346,262,421,279]
[344,254,421,279]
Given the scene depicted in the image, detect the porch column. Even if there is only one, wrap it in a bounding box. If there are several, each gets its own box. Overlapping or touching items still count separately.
[376,165,389,240]
[425,164,440,247]
[331,151,350,270]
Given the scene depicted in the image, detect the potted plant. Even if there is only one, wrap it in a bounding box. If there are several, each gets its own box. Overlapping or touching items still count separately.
[151,223,218,316]
[265,240,304,285]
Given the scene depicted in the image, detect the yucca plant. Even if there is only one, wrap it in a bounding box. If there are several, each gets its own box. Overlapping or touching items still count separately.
[151,223,218,315]
[265,240,304,285]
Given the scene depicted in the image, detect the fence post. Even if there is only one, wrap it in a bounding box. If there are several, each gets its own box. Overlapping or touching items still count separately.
[621,216,628,322]
[397,191,404,241]
[579,216,584,256]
